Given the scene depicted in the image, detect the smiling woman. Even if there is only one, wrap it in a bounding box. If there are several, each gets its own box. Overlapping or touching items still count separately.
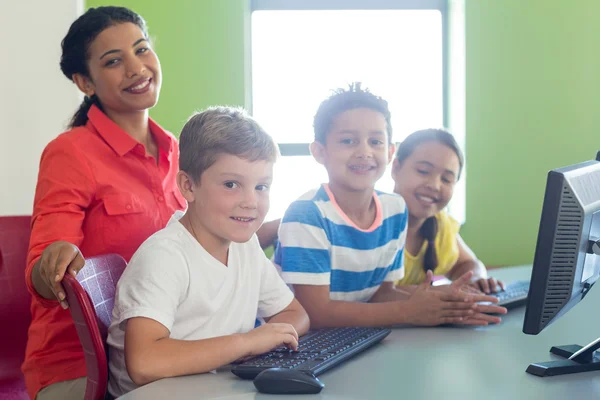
[22,7,186,400]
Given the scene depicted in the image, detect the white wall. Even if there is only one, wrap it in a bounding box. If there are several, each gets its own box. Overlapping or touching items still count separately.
[0,0,83,216]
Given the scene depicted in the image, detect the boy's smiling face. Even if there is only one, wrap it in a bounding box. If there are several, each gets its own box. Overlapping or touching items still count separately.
[311,108,394,193]
[180,153,273,250]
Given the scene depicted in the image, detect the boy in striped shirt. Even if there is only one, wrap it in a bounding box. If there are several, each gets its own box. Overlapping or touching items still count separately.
[274,83,504,328]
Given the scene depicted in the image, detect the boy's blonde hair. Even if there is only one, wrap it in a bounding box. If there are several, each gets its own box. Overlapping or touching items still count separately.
[179,106,279,182]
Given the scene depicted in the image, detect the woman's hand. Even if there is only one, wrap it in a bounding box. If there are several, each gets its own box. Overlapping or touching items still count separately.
[33,241,85,308]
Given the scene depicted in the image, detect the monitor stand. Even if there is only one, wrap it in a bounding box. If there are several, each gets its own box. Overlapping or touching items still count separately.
[527,337,600,376]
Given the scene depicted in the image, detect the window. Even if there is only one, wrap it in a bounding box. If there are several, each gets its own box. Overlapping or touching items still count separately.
[250,0,463,221]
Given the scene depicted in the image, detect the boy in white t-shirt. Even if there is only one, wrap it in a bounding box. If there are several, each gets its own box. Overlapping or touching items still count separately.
[107,107,310,397]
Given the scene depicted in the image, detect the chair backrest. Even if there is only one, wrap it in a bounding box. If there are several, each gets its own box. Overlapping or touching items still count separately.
[62,254,127,400]
[0,216,32,388]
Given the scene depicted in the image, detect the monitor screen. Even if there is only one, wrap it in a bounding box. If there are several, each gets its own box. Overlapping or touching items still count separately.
[523,159,600,335]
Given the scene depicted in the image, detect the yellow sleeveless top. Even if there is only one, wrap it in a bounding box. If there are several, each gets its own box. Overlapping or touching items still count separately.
[396,211,460,285]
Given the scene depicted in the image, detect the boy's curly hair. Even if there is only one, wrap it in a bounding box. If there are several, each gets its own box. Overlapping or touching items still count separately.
[313,82,392,144]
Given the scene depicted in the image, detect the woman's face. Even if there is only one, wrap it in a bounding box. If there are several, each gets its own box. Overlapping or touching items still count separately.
[392,140,461,224]
[76,22,161,116]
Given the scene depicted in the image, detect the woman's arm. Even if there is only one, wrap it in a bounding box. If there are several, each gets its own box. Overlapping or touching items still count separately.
[27,138,93,307]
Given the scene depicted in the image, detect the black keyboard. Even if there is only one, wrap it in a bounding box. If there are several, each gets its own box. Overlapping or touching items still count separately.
[491,280,530,308]
[231,327,391,380]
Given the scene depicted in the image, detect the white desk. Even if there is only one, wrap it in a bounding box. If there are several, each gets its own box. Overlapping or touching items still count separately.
[118,266,600,399]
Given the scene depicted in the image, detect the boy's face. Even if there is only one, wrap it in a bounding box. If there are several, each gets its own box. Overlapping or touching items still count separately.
[391,141,460,223]
[311,108,394,192]
[181,153,273,246]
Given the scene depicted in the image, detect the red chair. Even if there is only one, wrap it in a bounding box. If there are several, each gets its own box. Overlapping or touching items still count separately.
[62,254,127,400]
[0,216,32,400]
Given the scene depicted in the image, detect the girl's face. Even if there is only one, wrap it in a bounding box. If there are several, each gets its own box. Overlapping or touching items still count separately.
[392,140,461,224]
[75,22,161,117]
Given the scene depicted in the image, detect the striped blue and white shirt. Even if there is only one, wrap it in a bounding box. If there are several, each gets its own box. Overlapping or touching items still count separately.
[274,184,408,302]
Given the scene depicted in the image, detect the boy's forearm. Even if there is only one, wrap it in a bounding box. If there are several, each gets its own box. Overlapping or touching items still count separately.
[126,334,249,386]
[306,300,412,328]
[370,284,416,302]
[266,309,310,336]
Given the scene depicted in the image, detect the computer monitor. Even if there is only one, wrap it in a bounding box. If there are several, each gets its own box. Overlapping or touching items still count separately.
[522,156,600,377]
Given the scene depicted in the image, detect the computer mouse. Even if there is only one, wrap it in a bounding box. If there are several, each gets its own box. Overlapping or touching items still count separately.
[253,368,325,394]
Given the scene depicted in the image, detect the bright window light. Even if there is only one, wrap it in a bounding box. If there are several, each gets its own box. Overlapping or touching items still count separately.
[251,10,444,220]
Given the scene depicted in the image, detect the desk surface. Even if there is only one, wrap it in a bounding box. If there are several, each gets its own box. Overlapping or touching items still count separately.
[118,266,600,400]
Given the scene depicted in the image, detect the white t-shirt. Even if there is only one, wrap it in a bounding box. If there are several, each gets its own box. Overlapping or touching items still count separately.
[107,213,295,397]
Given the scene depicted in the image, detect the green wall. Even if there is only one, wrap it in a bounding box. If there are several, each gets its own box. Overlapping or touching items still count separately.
[87,0,248,134]
[461,0,600,266]
[87,0,600,266]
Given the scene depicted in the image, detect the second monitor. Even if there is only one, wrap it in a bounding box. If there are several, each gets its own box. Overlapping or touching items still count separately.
[523,156,600,376]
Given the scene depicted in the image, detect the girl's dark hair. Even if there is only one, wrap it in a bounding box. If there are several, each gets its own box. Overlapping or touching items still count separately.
[313,82,392,144]
[60,6,148,128]
[395,128,464,273]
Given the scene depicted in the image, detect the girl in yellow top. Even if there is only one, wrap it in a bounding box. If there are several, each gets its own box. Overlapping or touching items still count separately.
[392,129,504,294]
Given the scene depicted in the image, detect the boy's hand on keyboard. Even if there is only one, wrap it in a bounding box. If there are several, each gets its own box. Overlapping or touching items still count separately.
[243,323,299,357]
